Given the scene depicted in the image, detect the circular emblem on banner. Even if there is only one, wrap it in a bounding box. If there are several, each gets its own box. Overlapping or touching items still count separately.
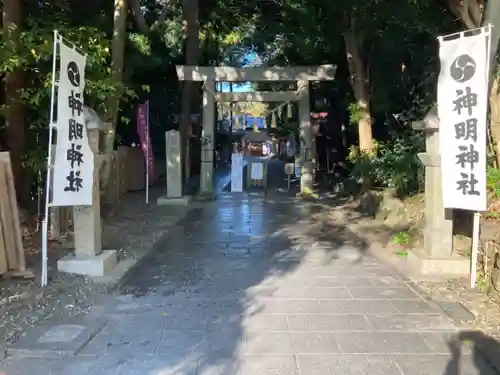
[450,54,476,83]
[66,61,80,87]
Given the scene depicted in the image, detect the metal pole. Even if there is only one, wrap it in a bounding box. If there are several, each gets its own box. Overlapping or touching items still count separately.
[470,212,481,288]
[41,29,59,287]
[145,100,150,204]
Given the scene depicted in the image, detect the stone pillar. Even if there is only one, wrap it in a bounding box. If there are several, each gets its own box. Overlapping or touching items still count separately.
[298,80,313,193]
[58,127,118,278]
[411,110,467,275]
[73,129,102,257]
[420,134,453,257]
[165,129,183,198]
[200,79,215,194]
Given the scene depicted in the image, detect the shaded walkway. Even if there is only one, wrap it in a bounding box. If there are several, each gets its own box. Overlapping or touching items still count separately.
[3,178,500,374]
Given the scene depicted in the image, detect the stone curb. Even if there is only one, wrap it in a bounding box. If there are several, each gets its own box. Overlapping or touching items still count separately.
[368,242,500,374]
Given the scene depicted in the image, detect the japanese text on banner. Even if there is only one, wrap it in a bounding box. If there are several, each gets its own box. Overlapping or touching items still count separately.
[437,29,489,211]
[52,41,94,206]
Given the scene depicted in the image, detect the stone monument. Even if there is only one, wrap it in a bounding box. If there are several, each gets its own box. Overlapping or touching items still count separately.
[157,129,191,205]
[410,108,469,275]
[57,108,118,278]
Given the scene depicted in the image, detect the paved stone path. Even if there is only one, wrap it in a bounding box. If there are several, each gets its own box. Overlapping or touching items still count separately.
[3,186,499,374]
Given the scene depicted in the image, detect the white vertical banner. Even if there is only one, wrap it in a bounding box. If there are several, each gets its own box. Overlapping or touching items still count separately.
[438,27,491,211]
[52,40,93,206]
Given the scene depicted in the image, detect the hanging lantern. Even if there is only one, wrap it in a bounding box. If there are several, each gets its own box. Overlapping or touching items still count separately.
[234,116,241,129]
[311,112,327,136]
[253,118,258,132]
[287,102,292,118]
[271,112,277,128]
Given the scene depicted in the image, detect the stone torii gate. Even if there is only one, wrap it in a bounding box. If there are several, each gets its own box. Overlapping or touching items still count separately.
[176,65,336,195]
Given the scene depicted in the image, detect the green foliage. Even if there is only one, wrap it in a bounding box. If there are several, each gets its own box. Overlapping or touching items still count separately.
[487,165,500,199]
[485,211,500,219]
[0,18,134,174]
[0,0,470,209]
[347,102,363,125]
[391,231,411,246]
[347,133,424,197]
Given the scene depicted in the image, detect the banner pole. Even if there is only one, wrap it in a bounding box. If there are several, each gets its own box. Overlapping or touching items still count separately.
[41,29,59,287]
[470,212,481,288]
[145,100,149,204]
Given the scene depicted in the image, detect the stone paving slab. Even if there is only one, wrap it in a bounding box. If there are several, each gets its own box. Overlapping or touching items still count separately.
[245,332,341,354]
[392,354,496,375]
[1,358,63,375]
[286,314,371,331]
[79,331,163,356]
[296,355,402,375]
[334,331,434,354]
[365,313,457,331]
[437,300,476,322]
[6,315,106,358]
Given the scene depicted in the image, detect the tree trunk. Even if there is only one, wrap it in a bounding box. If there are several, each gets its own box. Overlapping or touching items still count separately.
[181,0,199,184]
[490,76,500,168]
[2,0,25,204]
[343,29,373,152]
[484,3,500,169]
[100,0,126,195]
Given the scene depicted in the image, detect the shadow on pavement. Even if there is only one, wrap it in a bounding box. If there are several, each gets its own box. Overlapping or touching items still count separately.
[109,171,374,374]
[445,331,500,375]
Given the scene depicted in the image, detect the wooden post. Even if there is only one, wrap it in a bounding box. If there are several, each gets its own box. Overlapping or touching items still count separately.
[0,152,33,278]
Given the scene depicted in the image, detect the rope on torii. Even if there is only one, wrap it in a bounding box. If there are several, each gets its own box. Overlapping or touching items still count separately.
[202,82,308,114]
[261,82,308,119]
[201,81,308,130]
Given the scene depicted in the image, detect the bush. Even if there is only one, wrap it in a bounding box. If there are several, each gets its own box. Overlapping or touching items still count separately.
[487,165,500,199]
[347,133,425,197]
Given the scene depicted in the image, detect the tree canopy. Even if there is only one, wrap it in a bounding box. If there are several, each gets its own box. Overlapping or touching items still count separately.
[1,0,499,207]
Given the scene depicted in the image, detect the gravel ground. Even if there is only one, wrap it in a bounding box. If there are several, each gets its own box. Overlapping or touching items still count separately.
[0,188,188,356]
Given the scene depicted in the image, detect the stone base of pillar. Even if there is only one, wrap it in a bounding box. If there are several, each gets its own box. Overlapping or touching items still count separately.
[57,250,118,277]
[157,195,192,206]
[407,249,469,276]
[194,191,217,201]
[300,166,314,194]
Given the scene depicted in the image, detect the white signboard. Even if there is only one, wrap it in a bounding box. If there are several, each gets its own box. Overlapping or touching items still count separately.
[438,28,490,211]
[231,153,243,192]
[285,163,294,175]
[295,162,301,177]
[251,162,263,180]
[52,41,93,206]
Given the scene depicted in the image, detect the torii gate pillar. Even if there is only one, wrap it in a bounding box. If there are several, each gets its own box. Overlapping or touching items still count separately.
[201,79,216,194]
[298,81,313,192]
